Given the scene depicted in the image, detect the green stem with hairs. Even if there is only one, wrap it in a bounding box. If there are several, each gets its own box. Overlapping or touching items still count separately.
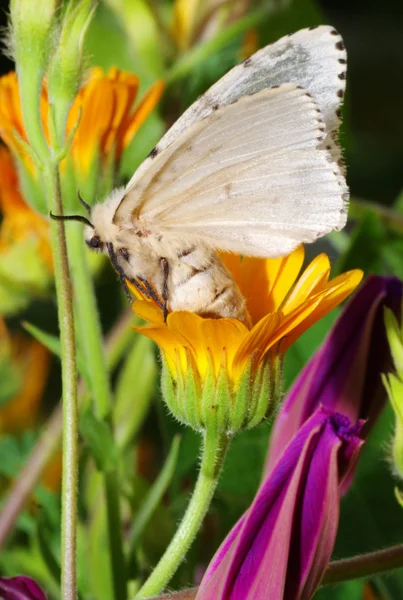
[135,428,229,599]
[45,163,79,600]
[66,223,127,600]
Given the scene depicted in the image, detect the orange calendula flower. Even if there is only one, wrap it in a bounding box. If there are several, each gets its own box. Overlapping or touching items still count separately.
[132,247,363,433]
[0,67,164,177]
[0,146,52,313]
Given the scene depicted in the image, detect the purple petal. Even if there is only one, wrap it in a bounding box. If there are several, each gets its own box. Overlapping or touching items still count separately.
[0,576,46,600]
[197,407,363,600]
[266,276,402,476]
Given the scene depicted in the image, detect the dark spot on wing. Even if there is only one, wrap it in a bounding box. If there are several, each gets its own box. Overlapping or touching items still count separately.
[336,108,342,118]
[338,58,346,64]
[337,89,344,98]
[212,104,220,111]
[271,84,280,89]
[309,25,319,30]
[148,146,159,159]
[330,29,339,36]
[243,57,252,67]
[335,40,345,51]
[338,72,346,80]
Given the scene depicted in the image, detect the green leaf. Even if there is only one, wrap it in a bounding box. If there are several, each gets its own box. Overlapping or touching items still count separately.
[36,517,61,587]
[23,320,90,385]
[128,435,181,564]
[79,409,118,473]
[22,321,61,358]
[114,335,157,449]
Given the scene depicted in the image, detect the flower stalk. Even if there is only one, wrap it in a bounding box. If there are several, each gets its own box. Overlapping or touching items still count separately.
[66,220,127,599]
[45,162,79,600]
[135,426,230,598]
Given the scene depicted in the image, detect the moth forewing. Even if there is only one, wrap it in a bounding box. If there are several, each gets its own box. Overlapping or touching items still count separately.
[84,27,348,323]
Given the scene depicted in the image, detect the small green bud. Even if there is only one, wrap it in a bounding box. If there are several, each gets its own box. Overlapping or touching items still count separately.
[9,0,58,162]
[10,0,57,63]
[47,0,97,148]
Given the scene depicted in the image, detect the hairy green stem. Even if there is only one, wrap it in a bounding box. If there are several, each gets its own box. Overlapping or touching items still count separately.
[135,428,229,599]
[67,224,127,600]
[45,164,78,600]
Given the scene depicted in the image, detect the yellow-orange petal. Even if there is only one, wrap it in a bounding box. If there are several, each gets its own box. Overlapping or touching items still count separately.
[274,269,364,352]
[132,298,165,325]
[281,269,364,352]
[233,312,282,380]
[282,253,330,315]
[200,318,248,378]
[0,339,49,434]
[122,80,165,149]
[133,324,188,377]
[221,246,305,325]
[168,311,206,362]
[261,246,305,313]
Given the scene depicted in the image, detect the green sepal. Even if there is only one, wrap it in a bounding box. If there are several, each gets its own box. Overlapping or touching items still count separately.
[114,335,157,449]
[183,348,202,430]
[247,358,271,430]
[199,350,219,428]
[230,359,252,434]
[161,353,186,426]
[212,351,232,433]
[14,156,47,215]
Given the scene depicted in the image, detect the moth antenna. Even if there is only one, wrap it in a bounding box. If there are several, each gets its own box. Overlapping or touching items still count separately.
[78,191,91,214]
[49,211,95,229]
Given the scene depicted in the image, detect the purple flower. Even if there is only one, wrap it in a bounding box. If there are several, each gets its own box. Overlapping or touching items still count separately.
[0,576,46,600]
[266,275,402,476]
[196,275,402,600]
[197,407,363,600]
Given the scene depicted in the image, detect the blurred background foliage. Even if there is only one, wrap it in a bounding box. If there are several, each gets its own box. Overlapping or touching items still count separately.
[0,0,403,598]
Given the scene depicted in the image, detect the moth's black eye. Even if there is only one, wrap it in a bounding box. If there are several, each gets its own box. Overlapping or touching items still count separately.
[90,236,101,249]
[120,248,130,261]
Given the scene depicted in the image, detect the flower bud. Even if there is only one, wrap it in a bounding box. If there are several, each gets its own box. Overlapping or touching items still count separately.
[47,0,97,147]
[9,0,58,162]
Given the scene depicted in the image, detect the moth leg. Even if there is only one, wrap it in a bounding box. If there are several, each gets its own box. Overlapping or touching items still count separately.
[137,275,164,310]
[160,257,170,322]
[106,242,134,303]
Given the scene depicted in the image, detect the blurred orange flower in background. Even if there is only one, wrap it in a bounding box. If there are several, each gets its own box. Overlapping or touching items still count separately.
[0,319,50,434]
[0,146,52,268]
[0,67,164,175]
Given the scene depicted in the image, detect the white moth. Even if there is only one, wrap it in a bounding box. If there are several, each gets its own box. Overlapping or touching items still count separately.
[62,26,348,323]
